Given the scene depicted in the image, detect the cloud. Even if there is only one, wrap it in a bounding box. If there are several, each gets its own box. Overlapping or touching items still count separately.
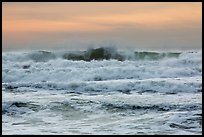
[2,2,202,51]
[3,2,201,32]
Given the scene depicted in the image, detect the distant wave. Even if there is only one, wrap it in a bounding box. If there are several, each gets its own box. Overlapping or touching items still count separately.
[57,47,181,61]
[2,47,183,62]
[28,50,56,62]
[62,47,181,61]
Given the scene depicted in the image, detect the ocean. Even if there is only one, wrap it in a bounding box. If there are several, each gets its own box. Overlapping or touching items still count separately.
[2,47,202,135]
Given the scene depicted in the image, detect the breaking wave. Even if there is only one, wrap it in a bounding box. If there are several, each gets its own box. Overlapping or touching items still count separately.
[2,47,183,62]
[2,77,202,94]
[2,46,202,135]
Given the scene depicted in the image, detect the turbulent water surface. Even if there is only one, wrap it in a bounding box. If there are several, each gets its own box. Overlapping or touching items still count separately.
[2,48,202,135]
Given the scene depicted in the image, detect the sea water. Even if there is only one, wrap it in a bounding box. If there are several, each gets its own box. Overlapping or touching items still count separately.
[2,48,202,135]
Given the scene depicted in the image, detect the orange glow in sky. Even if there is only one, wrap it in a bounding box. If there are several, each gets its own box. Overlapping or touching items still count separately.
[2,2,202,51]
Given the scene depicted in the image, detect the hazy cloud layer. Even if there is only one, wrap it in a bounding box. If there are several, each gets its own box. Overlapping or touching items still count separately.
[2,2,202,51]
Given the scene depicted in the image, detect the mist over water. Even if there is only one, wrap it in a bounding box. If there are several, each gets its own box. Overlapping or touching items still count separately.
[2,47,202,135]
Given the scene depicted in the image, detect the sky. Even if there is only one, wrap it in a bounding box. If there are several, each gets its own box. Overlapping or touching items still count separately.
[2,2,202,51]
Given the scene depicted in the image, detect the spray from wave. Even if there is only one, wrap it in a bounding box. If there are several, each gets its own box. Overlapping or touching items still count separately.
[3,47,183,62]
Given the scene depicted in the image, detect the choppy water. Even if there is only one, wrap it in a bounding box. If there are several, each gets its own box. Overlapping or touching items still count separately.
[2,48,202,135]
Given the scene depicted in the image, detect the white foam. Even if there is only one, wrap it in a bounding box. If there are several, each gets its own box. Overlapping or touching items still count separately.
[2,50,202,94]
[2,50,202,135]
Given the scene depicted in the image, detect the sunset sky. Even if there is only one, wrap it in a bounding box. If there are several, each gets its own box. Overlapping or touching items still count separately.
[2,2,202,51]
